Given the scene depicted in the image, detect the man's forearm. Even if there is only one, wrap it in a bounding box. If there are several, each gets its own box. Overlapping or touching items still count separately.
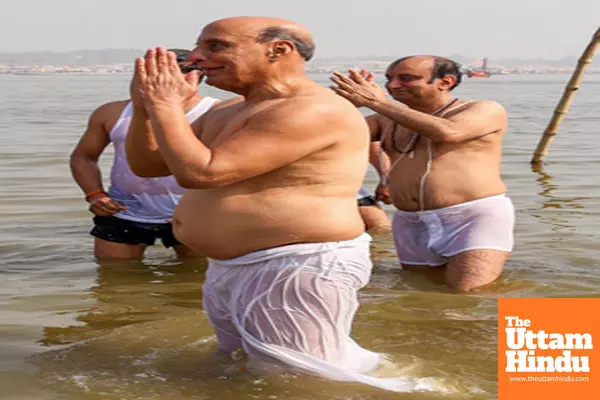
[368,142,388,178]
[148,105,213,187]
[372,160,388,179]
[125,108,171,177]
[70,158,105,195]
[365,99,459,142]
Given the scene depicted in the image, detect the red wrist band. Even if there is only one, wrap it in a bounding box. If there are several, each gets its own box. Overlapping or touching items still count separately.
[85,190,108,202]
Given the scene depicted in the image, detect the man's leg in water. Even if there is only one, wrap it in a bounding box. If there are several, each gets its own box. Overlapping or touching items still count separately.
[202,236,379,374]
[202,267,243,353]
[91,216,153,260]
[440,195,514,291]
[399,249,508,292]
[392,193,514,291]
[94,238,147,260]
[445,249,508,292]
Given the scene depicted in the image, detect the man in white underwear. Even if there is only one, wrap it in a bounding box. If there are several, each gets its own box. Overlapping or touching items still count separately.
[124,17,420,392]
[330,55,514,292]
[70,49,219,260]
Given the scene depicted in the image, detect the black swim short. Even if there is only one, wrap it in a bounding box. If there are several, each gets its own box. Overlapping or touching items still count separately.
[90,216,181,248]
[357,195,378,207]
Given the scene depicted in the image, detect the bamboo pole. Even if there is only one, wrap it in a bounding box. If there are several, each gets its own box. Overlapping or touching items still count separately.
[531,27,600,165]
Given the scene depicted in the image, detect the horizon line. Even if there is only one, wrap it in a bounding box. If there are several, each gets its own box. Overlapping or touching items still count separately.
[0,48,594,61]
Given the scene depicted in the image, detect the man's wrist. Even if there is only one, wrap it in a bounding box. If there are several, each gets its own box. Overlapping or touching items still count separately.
[364,97,385,111]
[147,102,182,120]
[85,190,108,202]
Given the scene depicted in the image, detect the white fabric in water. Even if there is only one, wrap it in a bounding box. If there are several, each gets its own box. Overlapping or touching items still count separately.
[392,193,515,266]
[203,234,438,392]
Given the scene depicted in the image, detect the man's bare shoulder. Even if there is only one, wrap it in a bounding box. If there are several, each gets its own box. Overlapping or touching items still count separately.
[92,100,129,121]
[234,93,368,152]
[463,100,506,117]
[96,100,129,113]
[205,96,243,112]
[260,90,363,124]
[369,112,406,135]
[193,96,241,124]
[456,100,507,133]
[86,100,129,133]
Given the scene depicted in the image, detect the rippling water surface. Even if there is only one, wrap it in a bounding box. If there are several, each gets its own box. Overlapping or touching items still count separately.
[0,73,599,399]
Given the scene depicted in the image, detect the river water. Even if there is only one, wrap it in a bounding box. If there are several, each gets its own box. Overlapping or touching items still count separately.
[0,73,599,400]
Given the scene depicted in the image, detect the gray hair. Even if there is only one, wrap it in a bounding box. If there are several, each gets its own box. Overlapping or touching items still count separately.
[256,27,315,61]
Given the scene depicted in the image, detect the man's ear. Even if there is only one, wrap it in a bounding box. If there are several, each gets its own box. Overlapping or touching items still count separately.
[437,75,457,91]
[270,40,294,58]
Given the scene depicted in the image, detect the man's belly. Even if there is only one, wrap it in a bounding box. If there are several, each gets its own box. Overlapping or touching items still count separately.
[389,164,506,212]
[172,190,365,259]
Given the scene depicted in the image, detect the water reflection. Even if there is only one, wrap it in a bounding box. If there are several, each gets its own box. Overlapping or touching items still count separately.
[529,163,590,230]
[33,256,247,399]
[532,163,589,210]
[39,256,208,347]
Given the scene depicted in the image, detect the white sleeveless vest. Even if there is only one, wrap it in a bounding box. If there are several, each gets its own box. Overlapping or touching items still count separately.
[107,97,219,223]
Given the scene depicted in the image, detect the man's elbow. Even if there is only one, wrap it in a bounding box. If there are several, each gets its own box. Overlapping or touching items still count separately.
[69,150,93,170]
[439,125,464,143]
[176,177,222,189]
[175,171,228,189]
[68,150,78,167]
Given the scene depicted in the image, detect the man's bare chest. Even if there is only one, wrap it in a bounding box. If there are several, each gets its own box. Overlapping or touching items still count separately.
[199,101,279,147]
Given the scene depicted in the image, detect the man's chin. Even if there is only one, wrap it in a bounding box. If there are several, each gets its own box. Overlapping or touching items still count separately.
[390,91,408,98]
[392,95,410,104]
[204,76,222,88]
[204,77,240,94]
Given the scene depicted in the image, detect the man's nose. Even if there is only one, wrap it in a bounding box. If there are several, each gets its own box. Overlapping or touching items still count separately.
[188,48,207,62]
[386,79,405,89]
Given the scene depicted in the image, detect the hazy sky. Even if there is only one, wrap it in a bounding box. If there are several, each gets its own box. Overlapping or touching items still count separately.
[3,0,599,59]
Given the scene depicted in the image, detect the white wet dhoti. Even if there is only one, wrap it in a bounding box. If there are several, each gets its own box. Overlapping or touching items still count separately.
[202,233,423,391]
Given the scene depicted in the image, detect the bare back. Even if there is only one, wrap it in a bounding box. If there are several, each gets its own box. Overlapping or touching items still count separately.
[378,101,507,211]
[172,86,370,259]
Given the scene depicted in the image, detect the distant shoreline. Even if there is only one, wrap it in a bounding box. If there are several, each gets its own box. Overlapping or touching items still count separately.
[1,70,598,76]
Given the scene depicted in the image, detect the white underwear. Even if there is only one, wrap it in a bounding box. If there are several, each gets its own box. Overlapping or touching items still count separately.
[203,233,431,392]
[357,187,371,200]
[392,194,515,266]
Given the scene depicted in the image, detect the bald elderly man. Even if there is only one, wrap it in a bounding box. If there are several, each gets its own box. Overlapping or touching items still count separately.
[125,17,409,392]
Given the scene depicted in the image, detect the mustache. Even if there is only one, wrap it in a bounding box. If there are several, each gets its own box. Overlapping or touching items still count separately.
[179,62,202,74]
[179,63,205,84]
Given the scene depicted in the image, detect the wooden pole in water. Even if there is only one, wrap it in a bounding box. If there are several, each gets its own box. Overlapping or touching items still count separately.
[531,27,600,165]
